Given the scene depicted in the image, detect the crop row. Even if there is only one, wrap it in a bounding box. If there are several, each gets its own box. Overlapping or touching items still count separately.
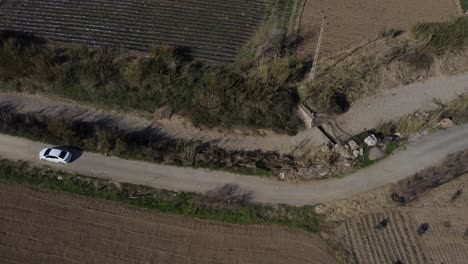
[1,20,234,63]
[0,0,267,63]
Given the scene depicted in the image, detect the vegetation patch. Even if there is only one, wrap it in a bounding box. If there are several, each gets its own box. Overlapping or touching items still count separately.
[0,31,307,134]
[0,158,322,232]
[462,0,468,12]
[412,17,468,55]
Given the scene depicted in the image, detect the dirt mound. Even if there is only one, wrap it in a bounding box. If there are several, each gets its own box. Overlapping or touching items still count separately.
[0,183,338,264]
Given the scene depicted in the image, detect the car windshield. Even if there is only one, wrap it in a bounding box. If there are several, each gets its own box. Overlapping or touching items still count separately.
[44,149,51,156]
[59,151,67,159]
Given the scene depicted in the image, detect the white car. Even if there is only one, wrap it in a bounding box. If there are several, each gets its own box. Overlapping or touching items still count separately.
[39,148,72,164]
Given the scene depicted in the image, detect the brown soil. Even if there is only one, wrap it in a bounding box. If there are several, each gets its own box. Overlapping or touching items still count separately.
[0,183,338,264]
[299,0,461,57]
[325,173,468,263]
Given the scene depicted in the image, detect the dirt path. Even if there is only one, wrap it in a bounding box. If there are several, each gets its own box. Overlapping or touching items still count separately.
[0,93,328,153]
[0,183,338,264]
[1,123,468,206]
[1,73,467,153]
[334,73,468,138]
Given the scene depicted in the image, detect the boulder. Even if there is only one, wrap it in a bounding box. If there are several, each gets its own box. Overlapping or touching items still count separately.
[348,140,359,150]
[364,134,378,146]
[369,147,385,161]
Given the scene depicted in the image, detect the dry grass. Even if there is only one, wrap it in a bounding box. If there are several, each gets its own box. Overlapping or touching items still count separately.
[378,94,468,137]
[303,17,468,113]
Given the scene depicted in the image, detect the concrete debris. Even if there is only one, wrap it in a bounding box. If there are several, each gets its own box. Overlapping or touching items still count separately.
[348,140,359,150]
[437,118,454,129]
[369,147,385,161]
[333,144,351,159]
[352,149,360,158]
[359,147,364,156]
[364,134,378,146]
[298,104,315,129]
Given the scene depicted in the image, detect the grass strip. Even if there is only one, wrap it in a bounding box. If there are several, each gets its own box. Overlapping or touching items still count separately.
[0,158,322,232]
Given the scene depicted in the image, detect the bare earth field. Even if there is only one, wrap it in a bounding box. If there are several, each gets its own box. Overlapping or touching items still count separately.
[0,0,266,63]
[329,173,468,264]
[299,0,461,57]
[0,183,338,264]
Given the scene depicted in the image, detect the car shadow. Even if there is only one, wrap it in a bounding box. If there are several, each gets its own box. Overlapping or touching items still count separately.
[54,146,84,163]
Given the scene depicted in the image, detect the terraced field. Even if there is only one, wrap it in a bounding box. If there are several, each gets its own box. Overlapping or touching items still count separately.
[0,183,338,264]
[338,173,468,264]
[0,0,267,63]
[299,0,460,57]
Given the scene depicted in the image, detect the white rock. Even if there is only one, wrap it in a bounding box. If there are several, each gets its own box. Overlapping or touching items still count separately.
[279,172,286,180]
[57,176,63,180]
[438,118,454,129]
[348,140,359,150]
[364,134,378,146]
[359,147,364,156]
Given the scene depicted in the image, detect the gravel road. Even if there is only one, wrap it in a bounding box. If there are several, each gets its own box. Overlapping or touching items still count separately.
[2,123,468,206]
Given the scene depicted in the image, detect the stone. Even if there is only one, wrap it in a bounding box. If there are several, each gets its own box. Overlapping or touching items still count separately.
[438,118,454,129]
[348,140,359,150]
[353,149,360,158]
[368,147,385,161]
[364,134,378,146]
[359,147,364,156]
[57,176,63,180]
[319,170,329,177]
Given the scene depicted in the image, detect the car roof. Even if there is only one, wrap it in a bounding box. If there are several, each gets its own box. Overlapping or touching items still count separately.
[49,148,65,157]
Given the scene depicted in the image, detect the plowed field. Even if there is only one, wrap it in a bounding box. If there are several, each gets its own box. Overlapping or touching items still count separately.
[337,173,468,264]
[0,183,338,264]
[299,0,460,57]
[0,0,266,63]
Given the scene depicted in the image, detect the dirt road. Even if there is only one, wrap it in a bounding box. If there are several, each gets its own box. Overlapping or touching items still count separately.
[0,183,338,264]
[1,123,468,206]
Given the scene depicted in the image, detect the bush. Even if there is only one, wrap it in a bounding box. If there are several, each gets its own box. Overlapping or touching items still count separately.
[0,31,306,133]
[412,17,468,55]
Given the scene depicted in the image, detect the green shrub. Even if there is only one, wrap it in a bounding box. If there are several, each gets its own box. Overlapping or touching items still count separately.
[412,17,468,55]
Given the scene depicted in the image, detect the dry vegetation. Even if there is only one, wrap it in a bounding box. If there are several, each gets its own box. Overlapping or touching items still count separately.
[303,17,468,113]
[0,31,307,133]
[378,93,468,137]
[392,149,468,204]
